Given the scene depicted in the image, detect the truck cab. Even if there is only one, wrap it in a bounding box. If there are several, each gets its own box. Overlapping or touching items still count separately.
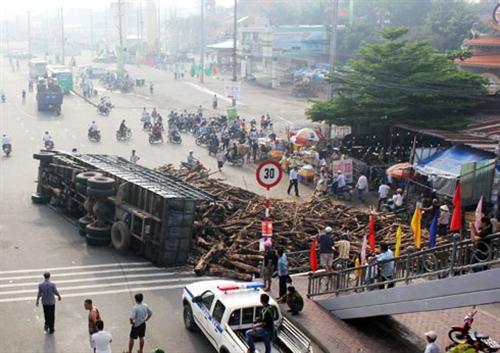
[182,280,312,353]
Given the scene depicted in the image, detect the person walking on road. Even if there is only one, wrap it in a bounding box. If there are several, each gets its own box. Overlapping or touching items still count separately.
[91,320,112,353]
[216,148,225,172]
[128,293,153,353]
[36,272,61,334]
[355,173,368,203]
[130,150,140,164]
[277,248,289,298]
[423,331,440,353]
[377,182,391,210]
[21,89,26,104]
[287,166,299,197]
[84,299,102,341]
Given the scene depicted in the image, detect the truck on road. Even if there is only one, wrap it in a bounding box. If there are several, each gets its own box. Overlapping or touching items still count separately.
[182,280,312,353]
[36,77,63,115]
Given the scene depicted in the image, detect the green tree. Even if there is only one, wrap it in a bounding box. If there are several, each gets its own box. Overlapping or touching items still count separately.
[306,27,487,130]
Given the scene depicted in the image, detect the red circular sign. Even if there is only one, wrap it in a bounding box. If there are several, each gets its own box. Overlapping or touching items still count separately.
[256,160,283,190]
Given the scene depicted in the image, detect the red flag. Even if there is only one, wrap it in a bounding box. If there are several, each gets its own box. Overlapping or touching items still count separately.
[368,214,376,253]
[310,239,318,272]
[450,182,462,232]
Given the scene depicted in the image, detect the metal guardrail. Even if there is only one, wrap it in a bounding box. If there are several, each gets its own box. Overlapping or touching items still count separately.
[307,232,500,298]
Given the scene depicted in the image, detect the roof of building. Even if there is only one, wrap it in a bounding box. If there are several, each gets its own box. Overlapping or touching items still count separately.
[207,39,238,50]
[397,117,500,152]
[456,55,500,68]
[464,37,500,46]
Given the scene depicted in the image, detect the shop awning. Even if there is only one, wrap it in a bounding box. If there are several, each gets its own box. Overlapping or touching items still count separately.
[416,145,495,179]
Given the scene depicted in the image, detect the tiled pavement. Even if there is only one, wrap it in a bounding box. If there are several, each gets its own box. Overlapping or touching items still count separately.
[274,275,500,353]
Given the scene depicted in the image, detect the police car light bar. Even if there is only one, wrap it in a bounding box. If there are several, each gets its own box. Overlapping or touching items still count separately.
[217,282,265,292]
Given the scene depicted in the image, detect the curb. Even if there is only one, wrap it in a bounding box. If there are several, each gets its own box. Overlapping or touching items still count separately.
[282,309,333,353]
[71,90,98,108]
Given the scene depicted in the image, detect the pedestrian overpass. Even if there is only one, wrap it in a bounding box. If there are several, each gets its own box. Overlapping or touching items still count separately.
[305,233,500,320]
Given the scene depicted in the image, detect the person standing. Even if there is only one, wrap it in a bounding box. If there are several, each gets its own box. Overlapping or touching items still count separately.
[355,173,368,203]
[245,294,274,353]
[375,242,395,289]
[130,150,140,164]
[128,293,153,353]
[36,272,61,334]
[423,331,440,353]
[216,148,225,172]
[84,299,102,341]
[336,234,351,269]
[437,205,450,236]
[277,248,289,298]
[377,182,391,210]
[318,227,335,274]
[287,166,299,197]
[262,240,276,292]
[91,320,112,353]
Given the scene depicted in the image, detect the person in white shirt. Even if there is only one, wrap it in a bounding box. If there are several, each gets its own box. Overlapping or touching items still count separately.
[130,150,140,164]
[423,330,440,353]
[287,166,299,197]
[335,170,346,194]
[378,183,391,210]
[355,174,368,202]
[391,188,404,210]
[91,320,112,353]
[42,131,52,143]
[89,121,98,133]
[2,133,10,146]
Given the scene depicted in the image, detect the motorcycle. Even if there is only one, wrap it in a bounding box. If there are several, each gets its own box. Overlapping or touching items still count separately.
[44,140,54,150]
[226,153,244,167]
[2,143,11,157]
[327,181,353,201]
[380,200,411,223]
[149,132,163,144]
[195,133,209,146]
[208,143,218,156]
[97,104,110,116]
[181,160,207,174]
[88,129,101,142]
[116,128,132,141]
[142,120,152,131]
[168,131,182,144]
[447,311,500,352]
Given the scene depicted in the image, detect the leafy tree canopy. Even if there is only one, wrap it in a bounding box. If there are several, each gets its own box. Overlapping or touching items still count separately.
[306,27,487,130]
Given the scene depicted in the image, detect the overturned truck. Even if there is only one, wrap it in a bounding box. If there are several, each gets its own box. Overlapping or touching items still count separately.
[31,151,213,266]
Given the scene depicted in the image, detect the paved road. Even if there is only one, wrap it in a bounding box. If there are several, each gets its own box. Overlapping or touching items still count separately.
[0,57,320,353]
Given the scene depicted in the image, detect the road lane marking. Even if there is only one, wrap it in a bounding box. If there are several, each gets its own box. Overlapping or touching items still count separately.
[0,261,151,275]
[277,115,294,125]
[0,266,183,282]
[184,82,247,106]
[0,276,210,296]
[0,283,191,303]
[0,271,193,288]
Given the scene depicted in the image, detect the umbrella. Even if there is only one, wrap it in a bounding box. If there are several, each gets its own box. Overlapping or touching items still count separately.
[386,162,414,180]
[292,128,320,145]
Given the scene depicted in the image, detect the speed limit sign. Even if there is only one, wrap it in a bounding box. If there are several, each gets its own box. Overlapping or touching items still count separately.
[256,160,283,190]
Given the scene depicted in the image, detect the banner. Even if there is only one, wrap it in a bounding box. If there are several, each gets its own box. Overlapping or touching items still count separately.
[331,159,353,183]
[224,80,241,100]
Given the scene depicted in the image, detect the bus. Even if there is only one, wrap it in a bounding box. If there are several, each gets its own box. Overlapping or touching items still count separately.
[28,59,47,80]
[46,65,74,94]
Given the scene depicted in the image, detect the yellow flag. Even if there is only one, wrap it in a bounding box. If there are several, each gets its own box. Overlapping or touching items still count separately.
[354,257,361,278]
[411,206,422,249]
[395,224,402,257]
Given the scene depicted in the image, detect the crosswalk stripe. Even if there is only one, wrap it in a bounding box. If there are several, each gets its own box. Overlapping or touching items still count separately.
[0,262,151,275]
[0,267,190,282]
[0,283,191,303]
[0,276,211,296]
[0,272,196,289]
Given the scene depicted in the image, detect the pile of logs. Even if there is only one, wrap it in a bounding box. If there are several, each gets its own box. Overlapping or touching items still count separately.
[157,164,429,281]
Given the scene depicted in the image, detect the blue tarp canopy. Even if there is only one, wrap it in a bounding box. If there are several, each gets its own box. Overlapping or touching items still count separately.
[416,145,494,178]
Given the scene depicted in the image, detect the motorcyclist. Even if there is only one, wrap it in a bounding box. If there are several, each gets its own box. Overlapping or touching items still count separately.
[141,107,148,120]
[212,94,218,109]
[2,133,11,152]
[119,120,128,135]
[142,112,152,129]
[197,105,203,116]
[169,124,180,142]
[151,123,163,142]
[151,107,158,120]
[42,131,53,147]
[89,121,99,138]
[187,150,196,168]
[149,81,154,94]
[22,89,26,103]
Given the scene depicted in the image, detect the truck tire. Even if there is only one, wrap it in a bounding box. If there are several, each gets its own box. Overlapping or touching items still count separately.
[76,171,102,185]
[31,193,50,204]
[86,233,111,247]
[78,215,93,229]
[87,176,115,190]
[86,187,116,198]
[183,304,198,332]
[111,221,131,251]
[33,151,55,163]
[76,182,87,194]
[85,223,111,238]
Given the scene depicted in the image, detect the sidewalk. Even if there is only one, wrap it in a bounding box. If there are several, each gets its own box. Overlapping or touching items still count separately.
[276,275,500,353]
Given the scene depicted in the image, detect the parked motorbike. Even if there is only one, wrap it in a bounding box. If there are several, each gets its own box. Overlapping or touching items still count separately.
[168,131,182,144]
[44,140,54,150]
[447,311,500,352]
[2,143,11,157]
[116,128,132,141]
[148,132,163,144]
[88,129,101,142]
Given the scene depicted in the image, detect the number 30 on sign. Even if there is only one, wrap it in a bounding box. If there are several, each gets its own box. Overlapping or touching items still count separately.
[256,160,283,190]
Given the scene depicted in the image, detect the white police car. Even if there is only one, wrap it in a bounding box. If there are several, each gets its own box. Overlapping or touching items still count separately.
[182,280,312,353]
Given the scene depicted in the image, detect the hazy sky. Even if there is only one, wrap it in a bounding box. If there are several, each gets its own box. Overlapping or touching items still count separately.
[0,0,235,14]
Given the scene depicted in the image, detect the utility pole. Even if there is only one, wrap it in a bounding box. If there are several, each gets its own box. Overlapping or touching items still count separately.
[90,10,94,52]
[61,6,65,64]
[232,0,238,107]
[326,0,339,138]
[117,0,124,50]
[157,0,161,53]
[27,11,32,57]
[200,0,205,83]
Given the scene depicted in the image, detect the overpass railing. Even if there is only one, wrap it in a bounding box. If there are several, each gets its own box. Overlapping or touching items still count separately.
[307,232,500,298]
